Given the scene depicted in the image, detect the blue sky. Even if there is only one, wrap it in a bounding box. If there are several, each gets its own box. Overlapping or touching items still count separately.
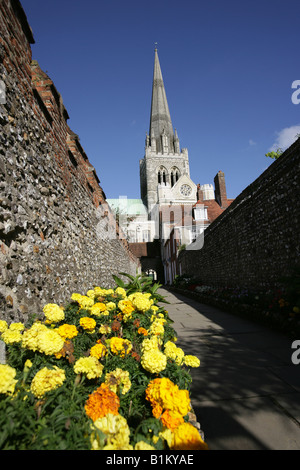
[21,0,300,200]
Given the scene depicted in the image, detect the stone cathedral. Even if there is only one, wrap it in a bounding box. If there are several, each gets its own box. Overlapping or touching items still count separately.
[140,47,197,212]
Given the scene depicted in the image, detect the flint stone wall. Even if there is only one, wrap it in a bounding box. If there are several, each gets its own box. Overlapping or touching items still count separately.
[0,0,139,323]
[179,137,300,290]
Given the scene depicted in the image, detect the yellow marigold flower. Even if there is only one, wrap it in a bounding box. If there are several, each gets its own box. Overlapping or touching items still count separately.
[74,356,103,379]
[164,341,185,365]
[151,305,159,312]
[128,292,153,312]
[135,441,155,450]
[105,301,116,311]
[0,320,8,333]
[183,355,200,368]
[43,303,65,323]
[80,317,96,331]
[171,422,208,450]
[36,329,65,355]
[114,287,127,298]
[56,324,78,340]
[90,342,107,360]
[141,335,162,352]
[104,368,131,395]
[1,329,22,345]
[30,366,66,399]
[91,413,131,450]
[90,303,107,316]
[86,290,95,299]
[159,427,174,448]
[141,348,167,374]
[0,364,17,395]
[71,294,94,310]
[118,299,135,315]
[21,322,48,351]
[149,318,165,336]
[110,337,132,358]
[85,384,120,422]
[99,324,111,335]
[9,322,25,332]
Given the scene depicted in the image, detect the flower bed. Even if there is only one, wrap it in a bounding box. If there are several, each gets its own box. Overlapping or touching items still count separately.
[0,273,207,451]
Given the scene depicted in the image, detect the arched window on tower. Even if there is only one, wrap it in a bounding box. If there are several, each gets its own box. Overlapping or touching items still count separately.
[170,167,180,187]
[158,166,167,185]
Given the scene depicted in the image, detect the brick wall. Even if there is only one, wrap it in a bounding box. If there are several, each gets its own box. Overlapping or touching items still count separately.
[0,0,139,322]
[179,137,300,290]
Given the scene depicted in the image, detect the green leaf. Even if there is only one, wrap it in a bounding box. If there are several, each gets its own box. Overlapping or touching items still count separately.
[112,274,125,288]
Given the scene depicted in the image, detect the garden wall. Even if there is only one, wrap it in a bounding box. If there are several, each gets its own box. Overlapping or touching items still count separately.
[179,136,300,290]
[0,0,139,323]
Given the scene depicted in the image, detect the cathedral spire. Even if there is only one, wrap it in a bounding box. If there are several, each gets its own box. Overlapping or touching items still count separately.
[149,47,174,153]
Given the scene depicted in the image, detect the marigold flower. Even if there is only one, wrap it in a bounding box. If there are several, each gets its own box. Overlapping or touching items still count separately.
[128,292,153,312]
[56,324,78,340]
[104,368,131,395]
[43,303,65,323]
[36,329,65,355]
[146,378,191,428]
[183,355,200,368]
[118,299,135,316]
[114,287,127,298]
[90,413,131,450]
[164,341,185,365]
[149,318,165,336]
[171,422,208,450]
[99,324,111,335]
[141,348,167,374]
[30,366,66,398]
[9,322,25,332]
[0,320,8,333]
[21,322,48,351]
[80,317,96,331]
[110,337,132,357]
[0,364,17,395]
[160,410,184,431]
[138,327,148,336]
[74,356,103,379]
[90,342,107,360]
[85,383,120,421]
[1,329,22,345]
[135,441,155,450]
[90,303,107,316]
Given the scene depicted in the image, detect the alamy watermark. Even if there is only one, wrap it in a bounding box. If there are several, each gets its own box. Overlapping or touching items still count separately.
[291,340,300,365]
[95,197,204,251]
[291,80,300,105]
[0,80,6,104]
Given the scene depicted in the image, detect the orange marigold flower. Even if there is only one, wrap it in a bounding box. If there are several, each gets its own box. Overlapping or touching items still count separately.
[138,327,148,336]
[160,410,184,431]
[85,383,120,422]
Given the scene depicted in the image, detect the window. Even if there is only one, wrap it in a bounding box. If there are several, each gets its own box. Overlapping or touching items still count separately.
[157,166,167,184]
[170,167,180,187]
[194,207,208,220]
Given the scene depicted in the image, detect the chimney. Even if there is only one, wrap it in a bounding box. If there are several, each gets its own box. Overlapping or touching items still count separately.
[214,171,228,209]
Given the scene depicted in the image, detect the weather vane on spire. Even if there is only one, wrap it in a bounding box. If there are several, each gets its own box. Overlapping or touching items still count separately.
[154,42,158,51]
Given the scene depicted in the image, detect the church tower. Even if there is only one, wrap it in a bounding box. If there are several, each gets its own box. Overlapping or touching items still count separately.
[140,47,197,212]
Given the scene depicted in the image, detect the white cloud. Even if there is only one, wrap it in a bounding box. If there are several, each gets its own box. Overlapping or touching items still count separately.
[248,139,256,146]
[270,124,300,151]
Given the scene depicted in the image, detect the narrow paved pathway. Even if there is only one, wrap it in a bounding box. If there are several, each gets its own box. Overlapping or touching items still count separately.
[159,288,300,450]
